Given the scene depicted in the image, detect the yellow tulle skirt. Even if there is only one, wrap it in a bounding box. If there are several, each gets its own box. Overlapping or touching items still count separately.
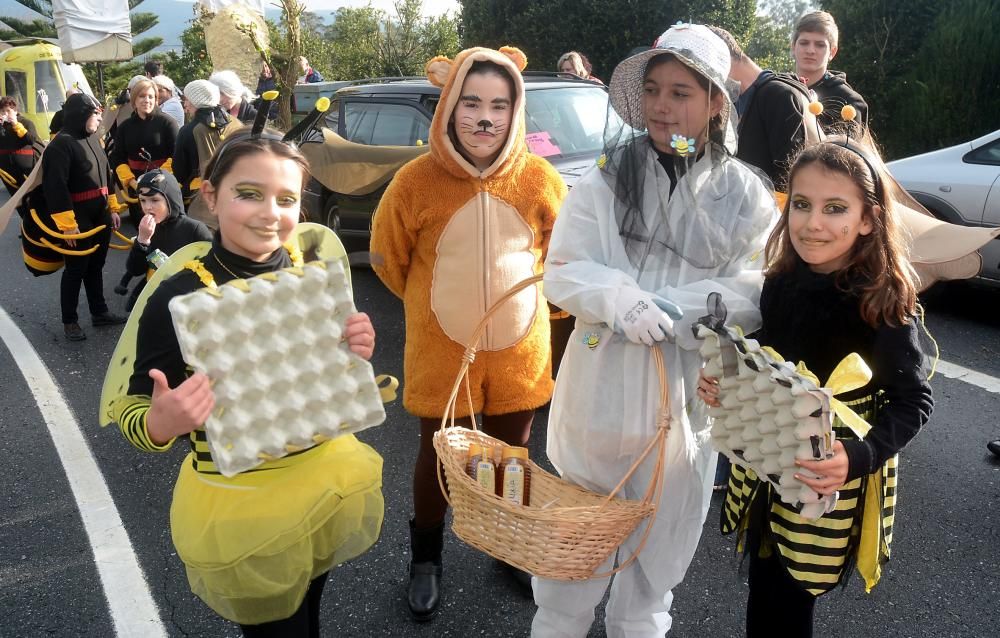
[169,434,384,625]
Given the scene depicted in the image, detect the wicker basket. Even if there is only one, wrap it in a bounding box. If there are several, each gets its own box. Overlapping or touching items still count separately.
[433,275,670,580]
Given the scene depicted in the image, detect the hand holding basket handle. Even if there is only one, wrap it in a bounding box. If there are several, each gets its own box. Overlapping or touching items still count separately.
[434,274,674,580]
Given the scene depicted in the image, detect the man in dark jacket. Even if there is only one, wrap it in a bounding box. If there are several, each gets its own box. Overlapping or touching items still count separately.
[792,10,868,131]
[709,26,808,192]
[39,93,127,340]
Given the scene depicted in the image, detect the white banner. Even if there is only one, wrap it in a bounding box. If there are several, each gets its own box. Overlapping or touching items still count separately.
[52,0,133,63]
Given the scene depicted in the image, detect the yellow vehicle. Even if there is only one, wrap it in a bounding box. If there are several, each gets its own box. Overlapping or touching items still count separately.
[0,39,93,133]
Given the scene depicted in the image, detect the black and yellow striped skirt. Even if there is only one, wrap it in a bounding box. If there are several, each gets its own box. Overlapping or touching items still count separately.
[721,394,897,596]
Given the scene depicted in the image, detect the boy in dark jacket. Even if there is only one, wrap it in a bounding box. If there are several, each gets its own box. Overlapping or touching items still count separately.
[792,10,868,131]
[119,169,212,309]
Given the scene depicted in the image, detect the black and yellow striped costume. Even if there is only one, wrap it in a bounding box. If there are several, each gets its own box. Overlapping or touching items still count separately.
[103,229,385,625]
[724,259,933,603]
[723,394,897,595]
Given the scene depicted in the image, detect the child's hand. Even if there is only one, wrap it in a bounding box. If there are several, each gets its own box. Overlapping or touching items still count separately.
[795,441,849,495]
[696,369,720,407]
[146,369,215,445]
[344,312,375,360]
[138,214,156,244]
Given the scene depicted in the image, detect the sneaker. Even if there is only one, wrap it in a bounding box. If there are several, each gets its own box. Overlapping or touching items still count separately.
[92,312,127,327]
[64,323,86,341]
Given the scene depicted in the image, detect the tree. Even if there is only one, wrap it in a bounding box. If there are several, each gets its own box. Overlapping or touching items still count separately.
[322,0,460,80]
[157,6,215,91]
[0,0,163,99]
[459,0,755,81]
[820,0,944,158]
[889,0,1000,157]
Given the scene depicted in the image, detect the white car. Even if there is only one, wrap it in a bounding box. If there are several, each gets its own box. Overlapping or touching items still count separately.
[888,129,1000,284]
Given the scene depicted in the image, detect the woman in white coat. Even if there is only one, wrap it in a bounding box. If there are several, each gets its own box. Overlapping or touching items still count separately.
[532,23,778,637]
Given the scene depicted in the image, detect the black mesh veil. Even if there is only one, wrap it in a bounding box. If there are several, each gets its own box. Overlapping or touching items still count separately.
[598,26,774,276]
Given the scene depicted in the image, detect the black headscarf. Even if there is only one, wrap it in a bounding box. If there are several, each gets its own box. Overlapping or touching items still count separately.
[60,93,102,138]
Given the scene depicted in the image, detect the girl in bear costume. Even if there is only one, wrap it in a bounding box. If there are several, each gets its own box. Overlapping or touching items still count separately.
[371,46,567,621]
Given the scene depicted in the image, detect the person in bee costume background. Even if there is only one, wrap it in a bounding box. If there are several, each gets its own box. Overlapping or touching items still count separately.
[33,93,128,341]
[0,96,43,222]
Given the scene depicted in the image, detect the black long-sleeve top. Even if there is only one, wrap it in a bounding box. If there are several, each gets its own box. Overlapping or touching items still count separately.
[109,109,178,182]
[125,215,212,277]
[810,70,869,132]
[757,260,933,480]
[41,127,113,230]
[0,116,40,194]
[173,107,230,194]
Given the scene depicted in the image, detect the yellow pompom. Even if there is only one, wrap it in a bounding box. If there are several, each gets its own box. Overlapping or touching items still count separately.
[262,90,279,101]
[315,97,330,112]
[808,101,824,116]
[415,139,424,146]
[841,104,857,122]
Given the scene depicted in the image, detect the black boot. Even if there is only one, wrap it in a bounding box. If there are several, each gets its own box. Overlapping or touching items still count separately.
[408,518,443,622]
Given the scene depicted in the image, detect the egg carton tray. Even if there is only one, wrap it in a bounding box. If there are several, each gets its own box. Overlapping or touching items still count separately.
[169,259,386,477]
[694,301,837,520]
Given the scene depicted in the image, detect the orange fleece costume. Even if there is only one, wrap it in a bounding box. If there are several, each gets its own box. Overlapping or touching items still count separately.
[371,46,567,418]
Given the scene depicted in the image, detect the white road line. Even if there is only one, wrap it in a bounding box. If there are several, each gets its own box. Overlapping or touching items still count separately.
[0,308,166,638]
[936,359,1000,395]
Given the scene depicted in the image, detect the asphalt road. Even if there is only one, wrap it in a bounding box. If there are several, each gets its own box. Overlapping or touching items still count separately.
[1,213,998,638]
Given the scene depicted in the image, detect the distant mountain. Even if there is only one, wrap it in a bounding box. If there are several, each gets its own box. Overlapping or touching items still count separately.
[0,0,336,56]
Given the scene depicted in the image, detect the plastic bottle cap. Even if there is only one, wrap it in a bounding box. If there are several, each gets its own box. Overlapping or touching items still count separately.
[468,443,484,456]
[501,446,529,460]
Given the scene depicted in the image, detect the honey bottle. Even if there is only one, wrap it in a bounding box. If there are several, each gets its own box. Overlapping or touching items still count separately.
[496,446,531,506]
[466,443,496,492]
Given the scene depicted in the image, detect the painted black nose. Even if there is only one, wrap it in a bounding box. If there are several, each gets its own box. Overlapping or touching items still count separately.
[477,119,492,130]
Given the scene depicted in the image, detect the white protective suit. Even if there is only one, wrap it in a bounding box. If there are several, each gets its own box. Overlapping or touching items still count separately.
[532,141,776,637]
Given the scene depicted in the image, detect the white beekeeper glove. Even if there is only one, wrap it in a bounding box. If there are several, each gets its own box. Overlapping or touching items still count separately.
[613,286,683,346]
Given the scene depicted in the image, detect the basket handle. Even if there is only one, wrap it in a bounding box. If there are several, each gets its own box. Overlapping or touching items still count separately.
[438,274,546,435]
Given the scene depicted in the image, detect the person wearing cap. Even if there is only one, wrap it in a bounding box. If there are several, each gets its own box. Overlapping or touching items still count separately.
[153,75,185,128]
[38,93,128,340]
[209,70,258,124]
[0,96,42,210]
[709,25,810,193]
[531,23,776,636]
[172,79,236,216]
[118,169,211,309]
[110,79,179,229]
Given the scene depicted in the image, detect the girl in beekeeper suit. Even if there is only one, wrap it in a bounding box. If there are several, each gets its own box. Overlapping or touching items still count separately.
[531,23,778,637]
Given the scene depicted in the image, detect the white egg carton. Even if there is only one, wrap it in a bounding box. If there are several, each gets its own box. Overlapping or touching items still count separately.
[696,322,837,520]
[168,259,386,476]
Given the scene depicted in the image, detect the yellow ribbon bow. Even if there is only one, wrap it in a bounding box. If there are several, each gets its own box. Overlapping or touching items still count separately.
[794,352,887,592]
[794,352,873,438]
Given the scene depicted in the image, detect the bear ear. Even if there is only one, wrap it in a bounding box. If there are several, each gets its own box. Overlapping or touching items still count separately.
[425,56,452,87]
[499,46,528,72]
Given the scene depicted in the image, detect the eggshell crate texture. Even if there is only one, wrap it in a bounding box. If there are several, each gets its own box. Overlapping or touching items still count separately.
[696,323,837,520]
[169,259,386,477]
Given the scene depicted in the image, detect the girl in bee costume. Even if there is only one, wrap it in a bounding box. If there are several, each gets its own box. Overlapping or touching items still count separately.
[101,102,385,636]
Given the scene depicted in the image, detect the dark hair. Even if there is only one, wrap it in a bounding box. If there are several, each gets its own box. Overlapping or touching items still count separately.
[143,60,162,76]
[466,60,516,99]
[764,138,918,327]
[0,96,16,110]
[202,128,310,190]
[644,53,725,139]
[706,25,746,63]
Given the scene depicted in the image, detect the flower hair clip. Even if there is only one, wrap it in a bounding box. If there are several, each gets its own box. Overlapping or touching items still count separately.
[671,134,696,156]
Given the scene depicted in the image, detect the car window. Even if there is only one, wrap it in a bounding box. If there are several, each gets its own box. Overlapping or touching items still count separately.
[965,137,1000,166]
[4,71,28,112]
[523,87,615,159]
[35,60,62,113]
[343,101,429,146]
